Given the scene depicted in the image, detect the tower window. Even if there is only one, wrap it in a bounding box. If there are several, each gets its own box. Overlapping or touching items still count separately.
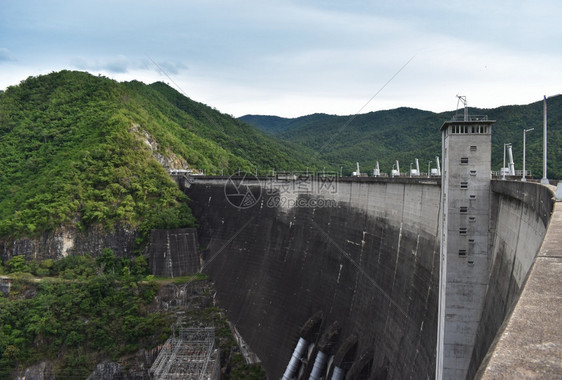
[469,216,476,223]
[470,170,477,176]
[460,182,468,189]
[469,194,477,199]
[459,227,468,235]
[460,206,468,213]
[460,157,469,164]
[459,249,467,257]
[470,145,477,151]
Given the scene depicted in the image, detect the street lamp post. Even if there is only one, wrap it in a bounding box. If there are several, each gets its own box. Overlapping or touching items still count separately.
[428,161,431,178]
[522,128,534,182]
[502,143,511,180]
[541,96,549,184]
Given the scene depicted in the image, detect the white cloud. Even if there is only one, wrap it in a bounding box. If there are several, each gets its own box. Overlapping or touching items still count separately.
[71,56,133,74]
[0,0,560,116]
[69,56,188,76]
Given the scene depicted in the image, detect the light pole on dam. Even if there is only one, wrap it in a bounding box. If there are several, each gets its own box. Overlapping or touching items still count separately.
[437,106,496,379]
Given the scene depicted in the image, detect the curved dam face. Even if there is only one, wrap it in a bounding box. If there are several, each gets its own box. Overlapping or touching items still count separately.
[185,177,441,379]
[182,176,557,379]
[472,181,557,378]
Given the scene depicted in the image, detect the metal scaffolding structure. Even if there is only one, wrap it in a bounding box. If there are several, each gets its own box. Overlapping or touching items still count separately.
[150,326,220,380]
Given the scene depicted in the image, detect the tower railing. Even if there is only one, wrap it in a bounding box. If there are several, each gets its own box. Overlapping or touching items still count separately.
[451,114,489,122]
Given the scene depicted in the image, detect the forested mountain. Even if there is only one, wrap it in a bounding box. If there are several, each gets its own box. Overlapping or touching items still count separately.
[1,70,559,244]
[0,71,325,241]
[241,95,562,178]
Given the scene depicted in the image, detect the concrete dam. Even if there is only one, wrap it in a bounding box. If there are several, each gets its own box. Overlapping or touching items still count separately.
[180,175,559,379]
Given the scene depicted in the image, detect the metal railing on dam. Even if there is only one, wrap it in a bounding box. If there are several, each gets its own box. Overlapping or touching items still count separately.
[173,174,561,379]
[174,173,442,187]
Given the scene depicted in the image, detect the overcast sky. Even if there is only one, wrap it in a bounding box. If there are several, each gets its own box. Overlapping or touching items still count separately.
[1,0,561,117]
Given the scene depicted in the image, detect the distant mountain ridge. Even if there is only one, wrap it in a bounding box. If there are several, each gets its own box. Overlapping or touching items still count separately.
[240,95,562,178]
[239,113,338,135]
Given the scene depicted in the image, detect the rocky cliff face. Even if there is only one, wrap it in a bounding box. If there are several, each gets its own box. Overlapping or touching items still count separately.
[86,362,123,380]
[130,124,193,171]
[16,362,55,380]
[0,277,11,296]
[0,226,137,263]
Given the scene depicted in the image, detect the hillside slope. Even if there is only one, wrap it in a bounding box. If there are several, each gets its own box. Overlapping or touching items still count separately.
[0,70,325,242]
[241,95,562,178]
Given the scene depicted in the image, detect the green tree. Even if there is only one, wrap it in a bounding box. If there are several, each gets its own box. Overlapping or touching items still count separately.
[5,256,29,274]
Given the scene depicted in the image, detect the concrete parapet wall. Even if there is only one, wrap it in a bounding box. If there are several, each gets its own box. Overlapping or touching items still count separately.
[470,181,557,378]
[476,200,562,378]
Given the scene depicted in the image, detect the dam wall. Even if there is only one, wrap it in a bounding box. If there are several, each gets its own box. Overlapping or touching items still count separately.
[471,181,557,378]
[182,176,559,379]
[185,177,441,379]
[149,228,200,277]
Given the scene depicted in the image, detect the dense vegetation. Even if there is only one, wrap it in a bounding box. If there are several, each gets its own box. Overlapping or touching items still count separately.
[241,95,562,178]
[0,72,192,241]
[145,81,324,173]
[0,251,168,378]
[0,253,266,379]
[0,71,326,242]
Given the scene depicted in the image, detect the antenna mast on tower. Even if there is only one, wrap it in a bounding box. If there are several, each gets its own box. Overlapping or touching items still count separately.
[456,95,468,121]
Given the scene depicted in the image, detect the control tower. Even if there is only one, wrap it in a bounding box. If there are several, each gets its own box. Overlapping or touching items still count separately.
[437,97,496,380]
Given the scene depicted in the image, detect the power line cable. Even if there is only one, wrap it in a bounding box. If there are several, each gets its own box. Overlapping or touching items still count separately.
[317,55,416,156]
